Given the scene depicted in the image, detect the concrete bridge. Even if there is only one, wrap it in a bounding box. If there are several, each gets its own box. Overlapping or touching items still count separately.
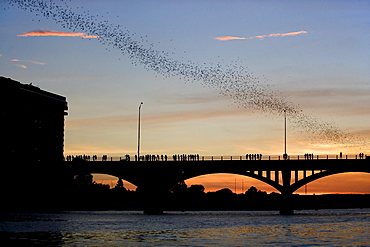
[66,158,370,214]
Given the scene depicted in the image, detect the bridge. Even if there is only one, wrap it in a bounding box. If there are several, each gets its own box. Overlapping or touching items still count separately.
[66,156,370,214]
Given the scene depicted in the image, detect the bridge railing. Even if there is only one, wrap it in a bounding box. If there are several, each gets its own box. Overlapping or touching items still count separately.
[64,154,367,162]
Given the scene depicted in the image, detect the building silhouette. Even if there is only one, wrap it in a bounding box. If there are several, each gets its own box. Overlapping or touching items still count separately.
[1,76,68,162]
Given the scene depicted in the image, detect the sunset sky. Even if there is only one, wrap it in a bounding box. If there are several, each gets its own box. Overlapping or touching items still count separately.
[1,0,369,194]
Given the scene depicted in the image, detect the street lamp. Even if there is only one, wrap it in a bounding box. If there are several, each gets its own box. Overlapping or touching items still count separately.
[283,109,288,160]
[137,102,143,161]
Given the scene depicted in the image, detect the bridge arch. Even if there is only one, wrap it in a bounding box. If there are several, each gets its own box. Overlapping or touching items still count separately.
[68,165,141,188]
[290,171,370,194]
[181,172,283,193]
[91,173,138,190]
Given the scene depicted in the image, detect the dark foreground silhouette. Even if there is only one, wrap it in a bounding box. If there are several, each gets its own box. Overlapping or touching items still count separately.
[1,166,369,212]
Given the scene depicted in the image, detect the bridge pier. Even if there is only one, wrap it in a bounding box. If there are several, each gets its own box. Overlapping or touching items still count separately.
[280,209,294,215]
[279,169,294,215]
[137,182,172,215]
[279,204,294,215]
[143,206,164,215]
[138,186,166,214]
[278,193,294,215]
[142,189,164,214]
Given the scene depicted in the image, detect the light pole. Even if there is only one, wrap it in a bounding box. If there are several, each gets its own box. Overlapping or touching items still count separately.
[137,102,143,161]
[283,109,288,160]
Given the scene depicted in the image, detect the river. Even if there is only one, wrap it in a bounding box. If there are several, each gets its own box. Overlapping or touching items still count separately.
[1,209,369,246]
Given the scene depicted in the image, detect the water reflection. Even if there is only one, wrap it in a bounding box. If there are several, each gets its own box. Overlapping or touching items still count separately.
[1,210,369,246]
[61,229,191,245]
[0,231,64,246]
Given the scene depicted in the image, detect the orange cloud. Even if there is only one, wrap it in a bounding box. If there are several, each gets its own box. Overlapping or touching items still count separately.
[17,29,99,38]
[81,34,100,38]
[214,36,246,41]
[10,58,45,67]
[28,60,46,65]
[215,31,307,41]
[66,106,251,129]
[16,64,27,69]
[252,30,308,39]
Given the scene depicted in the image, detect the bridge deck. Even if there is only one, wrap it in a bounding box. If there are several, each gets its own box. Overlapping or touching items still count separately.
[66,154,368,162]
[11,158,368,170]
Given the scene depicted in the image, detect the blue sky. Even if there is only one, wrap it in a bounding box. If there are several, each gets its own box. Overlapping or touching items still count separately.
[1,0,369,193]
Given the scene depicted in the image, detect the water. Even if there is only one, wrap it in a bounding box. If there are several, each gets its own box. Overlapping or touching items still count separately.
[1,209,369,246]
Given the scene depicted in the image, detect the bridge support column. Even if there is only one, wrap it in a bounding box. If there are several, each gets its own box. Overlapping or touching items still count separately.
[279,169,294,215]
[279,193,294,215]
[138,184,170,215]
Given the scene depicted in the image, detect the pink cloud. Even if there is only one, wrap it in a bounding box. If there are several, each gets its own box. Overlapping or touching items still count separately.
[10,58,45,68]
[215,31,308,41]
[28,60,46,65]
[252,30,308,39]
[17,29,99,38]
[214,36,246,41]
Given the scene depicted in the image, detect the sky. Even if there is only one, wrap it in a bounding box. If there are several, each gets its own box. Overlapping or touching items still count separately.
[1,0,369,194]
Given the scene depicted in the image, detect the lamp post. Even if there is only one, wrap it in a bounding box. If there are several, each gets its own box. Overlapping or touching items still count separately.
[137,102,143,161]
[283,109,288,160]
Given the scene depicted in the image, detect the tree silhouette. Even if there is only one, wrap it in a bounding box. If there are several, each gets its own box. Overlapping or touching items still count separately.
[215,188,234,196]
[170,180,187,194]
[188,184,205,194]
[245,186,258,195]
[73,174,93,188]
[115,178,125,190]
[245,186,267,196]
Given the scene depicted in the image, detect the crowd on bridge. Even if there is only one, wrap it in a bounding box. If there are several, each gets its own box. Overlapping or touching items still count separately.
[303,153,315,160]
[65,155,110,161]
[133,154,201,161]
[65,152,367,162]
[245,154,263,160]
[135,154,168,161]
[358,153,366,159]
[65,155,99,161]
[172,154,200,161]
